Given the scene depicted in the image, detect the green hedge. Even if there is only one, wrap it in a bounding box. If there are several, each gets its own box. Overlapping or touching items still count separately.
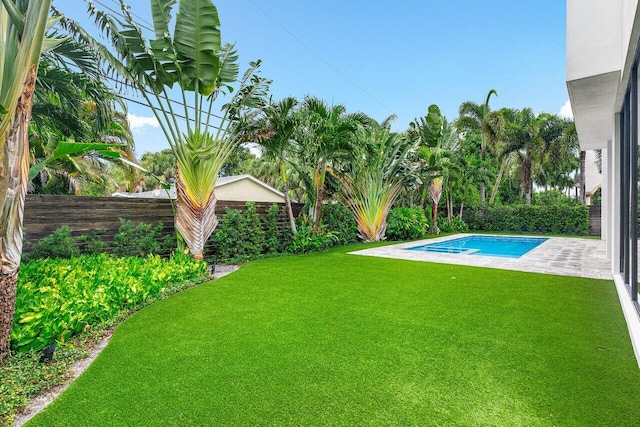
[12,254,208,352]
[463,205,589,235]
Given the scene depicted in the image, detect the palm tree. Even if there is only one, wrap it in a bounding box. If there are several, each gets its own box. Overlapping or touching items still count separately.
[0,0,55,363]
[501,108,544,204]
[338,123,414,242]
[409,105,448,233]
[297,96,369,230]
[455,89,502,203]
[251,97,299,233]
[88,0,270,260]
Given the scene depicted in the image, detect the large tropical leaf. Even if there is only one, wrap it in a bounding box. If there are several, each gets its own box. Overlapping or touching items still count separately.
[174,0,221,95]
[28,141,123,180]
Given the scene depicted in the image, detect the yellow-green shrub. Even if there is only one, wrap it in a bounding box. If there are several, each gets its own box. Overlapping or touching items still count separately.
[12,253,208,352]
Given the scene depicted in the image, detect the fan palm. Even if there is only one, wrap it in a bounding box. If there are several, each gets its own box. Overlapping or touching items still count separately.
[339,124,414,242]
[0,0,57,363]
[88,0,270,259]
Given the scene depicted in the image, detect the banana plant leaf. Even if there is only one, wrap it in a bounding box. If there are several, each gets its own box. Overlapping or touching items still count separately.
[28,141,122,180]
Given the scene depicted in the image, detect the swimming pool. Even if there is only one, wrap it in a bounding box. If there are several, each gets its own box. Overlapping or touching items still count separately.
[408,235,548,258]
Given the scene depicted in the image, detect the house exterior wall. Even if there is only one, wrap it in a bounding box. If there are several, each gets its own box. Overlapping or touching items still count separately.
[215,179,285,204]
[567,0,640,365]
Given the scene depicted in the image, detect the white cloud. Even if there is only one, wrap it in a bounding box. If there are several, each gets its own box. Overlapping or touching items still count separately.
[127,113,160,131]
[559,99,573,119]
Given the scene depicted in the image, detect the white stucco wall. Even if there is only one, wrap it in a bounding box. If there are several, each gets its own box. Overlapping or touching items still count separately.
[566,0,622,82]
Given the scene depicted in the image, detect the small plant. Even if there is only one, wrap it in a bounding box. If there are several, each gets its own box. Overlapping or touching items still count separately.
[291,216,338,254]
[22,225,79,262]
[264,204,291,254]
[112,219,163,257]
[77,230,108,255]
[386,207,428,241]
[437,217,469,233]
[321,203,358,245]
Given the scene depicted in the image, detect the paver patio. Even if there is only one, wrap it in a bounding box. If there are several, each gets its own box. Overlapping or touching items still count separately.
[350,234,611,280]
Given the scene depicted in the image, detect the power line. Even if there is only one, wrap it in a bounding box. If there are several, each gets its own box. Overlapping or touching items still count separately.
[244,0,395,115]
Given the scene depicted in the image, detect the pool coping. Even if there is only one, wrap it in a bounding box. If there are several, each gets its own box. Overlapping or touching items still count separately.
[349,233,611,280]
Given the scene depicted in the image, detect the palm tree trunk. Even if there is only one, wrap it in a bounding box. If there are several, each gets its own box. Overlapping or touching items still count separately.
[0,67,36,363]
[489,157,508,205]
[311,161,326,230]
[432,202,439,234]
[523,151,533,205]
[174,170,218,261]
[280,161,297,234]
[459,200,465,221]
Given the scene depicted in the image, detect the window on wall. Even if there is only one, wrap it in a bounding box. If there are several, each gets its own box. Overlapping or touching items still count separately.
[619,58,639,307]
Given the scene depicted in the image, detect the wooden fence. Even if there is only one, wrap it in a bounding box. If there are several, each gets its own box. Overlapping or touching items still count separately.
[23,194,304,251]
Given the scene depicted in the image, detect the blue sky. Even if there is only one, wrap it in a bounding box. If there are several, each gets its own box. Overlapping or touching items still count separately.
[54,0,570,156]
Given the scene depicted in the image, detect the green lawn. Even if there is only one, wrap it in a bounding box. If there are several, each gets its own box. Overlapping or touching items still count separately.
[28,245,640,426]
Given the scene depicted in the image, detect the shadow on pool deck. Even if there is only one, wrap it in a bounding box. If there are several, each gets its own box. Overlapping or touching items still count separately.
[349,233,611,280]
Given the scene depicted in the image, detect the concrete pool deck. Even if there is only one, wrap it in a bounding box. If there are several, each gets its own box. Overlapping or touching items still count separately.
[349,234,612,280]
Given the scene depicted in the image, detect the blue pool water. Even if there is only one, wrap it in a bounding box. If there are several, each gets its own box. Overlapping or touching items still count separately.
[408,235,548,258]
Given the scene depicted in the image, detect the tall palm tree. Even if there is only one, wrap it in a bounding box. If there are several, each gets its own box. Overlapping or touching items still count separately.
[455,89,502,203]
[251,97,299,233]
[501,108,544,204]
[297,96,369,230]
[88,0,270,260]
[409,105,448,233]
[0,0,56,363]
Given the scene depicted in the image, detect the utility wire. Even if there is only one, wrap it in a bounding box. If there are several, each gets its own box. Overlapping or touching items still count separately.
[244,0,395,114]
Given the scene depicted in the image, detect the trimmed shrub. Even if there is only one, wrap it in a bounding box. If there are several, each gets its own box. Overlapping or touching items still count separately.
[386,207,428,241]
[321,203,358,245]
[438,216,469,233]
[12,253,208,352]
[264,204,292,254]
[463,205,589,235]
[112,219,163,257]
[22,225,79,262]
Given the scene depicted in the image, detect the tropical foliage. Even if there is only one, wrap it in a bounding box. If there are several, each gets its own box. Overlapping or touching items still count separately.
[87,0,270,259]
[0,0,56,364]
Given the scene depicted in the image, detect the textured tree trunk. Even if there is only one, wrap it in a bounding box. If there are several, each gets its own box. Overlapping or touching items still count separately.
[311,161,326,230]
[432,202,439,234]
[174,170,218,261]
[280,160,297,234]
[489,157,508,205]
[0,67,36,363]
[459,200,465,221]
[523,151,532,205]
[579,150,586,204]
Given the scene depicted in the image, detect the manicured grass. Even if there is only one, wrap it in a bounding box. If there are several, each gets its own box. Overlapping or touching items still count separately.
[28,244,640,426]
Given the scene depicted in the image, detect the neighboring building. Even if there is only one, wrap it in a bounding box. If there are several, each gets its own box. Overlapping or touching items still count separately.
[566,0,640,362]
[113,174,286,204]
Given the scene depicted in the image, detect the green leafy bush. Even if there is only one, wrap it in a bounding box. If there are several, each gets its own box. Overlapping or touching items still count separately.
[386,207,428,241]
[111,219,165,257]
[291,220,338,254]
[463,205,589,235]
[438,217,469,233]
[321,203,358,246]
[12,253,208,352]
[209,203,294,263]
[264,204,292,254]
[77,230,108,255]
[22,225,79,262]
